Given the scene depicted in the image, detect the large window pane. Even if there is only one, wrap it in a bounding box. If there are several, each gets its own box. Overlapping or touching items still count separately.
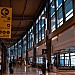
[65,0,73,21]
[51,15,56,32]
[39,30,41,42]
[42,27,44,40]
[36,24,38,44]
[56,0,62,9]
[51,0,55,15]
[70,53,75,66]
[36,25,38,32]
[36,7,46,43]
[36,34,38,43]
[42,19,45,40]
[28,34,30,48]
[36,57,39,64]
[57,7,63,28]
[42,19,44,27]
[60,54,64,66]
[50,0,52,3]
[28,26,33,48]
[60,59,64,66]
[39,21,41,31]
[65,53,69,66]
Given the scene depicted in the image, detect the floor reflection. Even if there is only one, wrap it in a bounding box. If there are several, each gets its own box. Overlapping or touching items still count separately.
[24,66,26,72]
[2,65,75,75]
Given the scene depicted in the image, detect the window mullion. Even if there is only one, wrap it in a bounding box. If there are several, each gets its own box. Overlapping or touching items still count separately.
[62,0,66,22]
[55,0,57,29]
[37,23,39,43]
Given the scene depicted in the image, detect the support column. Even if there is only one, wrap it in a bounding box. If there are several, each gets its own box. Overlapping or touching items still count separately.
[55,0,57,29]
[13,46,14,64]
[1,43,7,73]
[21,39,23,65]
[0,39,2,74]
[46,40,51,71]
[17,41,18,61]
[33,47,36,66]
[10,48,11,62]
[4,46,7,72]
[33,23,36,65]
[57,53,60,67]
[64,53,65,67]
[69,49,71,67]
[62,0,66,23]
[1,43,4,73]
[26,50,28,64]
[0,46,2,75]
[26,32,28,64]
[46,0,51,72]
[13,44,15,65]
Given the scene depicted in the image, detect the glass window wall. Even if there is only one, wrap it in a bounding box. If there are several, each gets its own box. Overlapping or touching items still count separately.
[59,47,75,67]
[36,7,46,43]
[49,0,73,32]
[23,35,26,51]
[64,0,73,21]
[36,57,43,64]
[28,26,33,49]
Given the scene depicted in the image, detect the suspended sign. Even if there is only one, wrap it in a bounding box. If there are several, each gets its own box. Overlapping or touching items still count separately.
[0,7,12,38]
[42,49,47,55]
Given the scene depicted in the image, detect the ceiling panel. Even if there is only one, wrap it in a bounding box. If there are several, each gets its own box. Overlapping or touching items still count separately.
[12,20,20,28]
[19,20,31,28]
[11,31,16,35]
[24,0,43,16]
[16,31,25,35]
[13,0,26,15]
[0,0,10,7]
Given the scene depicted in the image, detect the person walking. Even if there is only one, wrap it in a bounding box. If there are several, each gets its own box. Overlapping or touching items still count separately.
[53,57,58,72]
[9,61,13,73]
[41,62,46,75]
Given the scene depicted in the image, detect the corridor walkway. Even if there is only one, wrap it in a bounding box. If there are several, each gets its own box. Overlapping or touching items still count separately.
[2,65,75,75]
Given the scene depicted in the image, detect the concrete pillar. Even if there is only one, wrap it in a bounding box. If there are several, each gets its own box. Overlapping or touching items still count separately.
[1,43,7,73]
[46,0,51,72]
[17,41,18,61]
[0,44,2,75]
[33,47,36,65]
[26,32,28,64]
[33,23,36,65]
[21,39,23,65]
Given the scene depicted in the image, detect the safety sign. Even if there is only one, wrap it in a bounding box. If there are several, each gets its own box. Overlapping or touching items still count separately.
[0,7,12,38]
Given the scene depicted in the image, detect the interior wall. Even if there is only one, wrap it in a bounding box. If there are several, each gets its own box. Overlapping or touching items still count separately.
[51,25,75,53]
[28,50,33,57]
[36,43,46,56]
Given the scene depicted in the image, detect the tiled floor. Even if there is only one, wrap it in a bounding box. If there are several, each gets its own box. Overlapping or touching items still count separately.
[2,65,75,75]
